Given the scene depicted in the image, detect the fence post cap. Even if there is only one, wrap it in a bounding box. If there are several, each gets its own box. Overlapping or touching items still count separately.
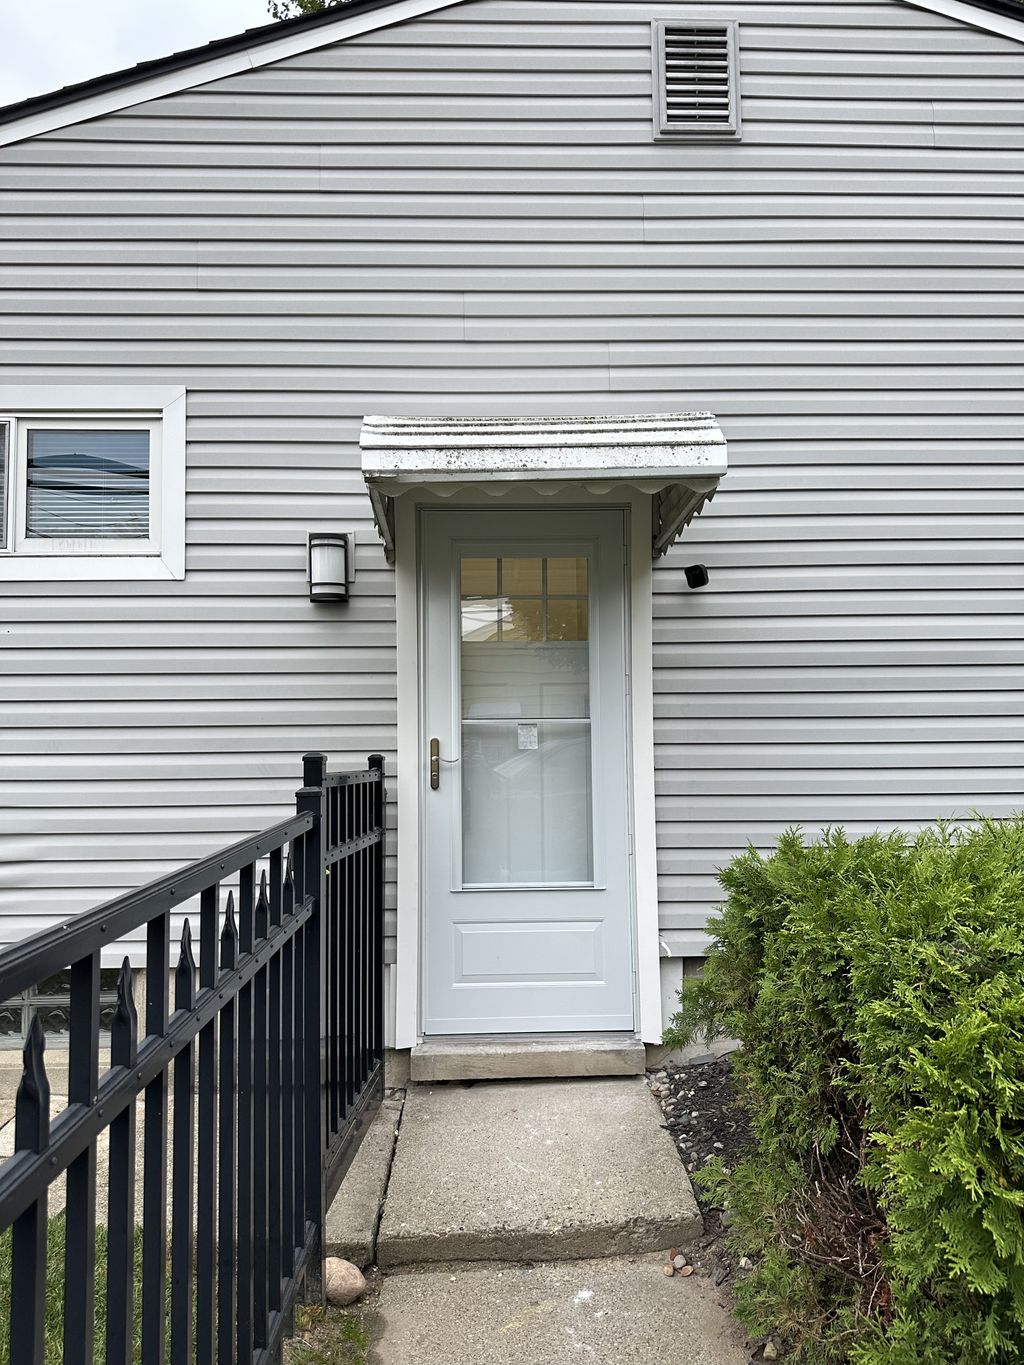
[302,752,328,787]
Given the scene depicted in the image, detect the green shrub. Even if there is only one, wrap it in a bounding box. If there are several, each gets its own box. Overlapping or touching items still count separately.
[666,820,1024,1364]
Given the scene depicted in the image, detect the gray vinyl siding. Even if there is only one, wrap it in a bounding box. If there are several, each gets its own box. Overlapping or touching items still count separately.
[0,1,1021,1000]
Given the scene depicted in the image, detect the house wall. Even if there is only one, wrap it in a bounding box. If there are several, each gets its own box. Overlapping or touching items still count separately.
[0,0,1022,1034]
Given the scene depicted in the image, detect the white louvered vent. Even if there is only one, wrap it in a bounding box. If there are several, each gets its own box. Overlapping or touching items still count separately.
[653,20,740,140]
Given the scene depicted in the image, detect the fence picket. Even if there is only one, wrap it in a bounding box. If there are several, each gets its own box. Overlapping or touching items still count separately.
[11,1017,50,1365]
[252,872,270,1348]
[267,850,284,1324]
[64,953,100,1365]
[105,961,137,1365]
[280,855,296,1318]
[142,913,170,1365]
[237,865,256,1365]
[195,884,219,1365]
[170,921,196,1365]
[218,893,239,1365]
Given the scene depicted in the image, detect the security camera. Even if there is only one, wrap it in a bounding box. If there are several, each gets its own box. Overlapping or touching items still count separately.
[684,564,710,590]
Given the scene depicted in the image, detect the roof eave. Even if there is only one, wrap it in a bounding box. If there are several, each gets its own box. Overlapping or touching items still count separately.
[0,0,1020,149]
[0,0,469,148]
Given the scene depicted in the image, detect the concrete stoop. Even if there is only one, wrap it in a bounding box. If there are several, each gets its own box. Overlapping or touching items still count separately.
[409,1033,646,1083]
[376,1077,702,1268]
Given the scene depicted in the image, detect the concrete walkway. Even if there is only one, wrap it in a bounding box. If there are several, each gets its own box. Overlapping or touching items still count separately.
[378,1077,702,1266]
[370,1254,750,1365]
[308,1076,749,1365]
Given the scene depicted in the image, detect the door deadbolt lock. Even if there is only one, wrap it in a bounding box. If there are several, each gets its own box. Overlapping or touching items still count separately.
[430,737,440,791]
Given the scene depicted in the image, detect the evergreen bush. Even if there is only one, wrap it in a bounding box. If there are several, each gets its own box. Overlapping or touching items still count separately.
[666,820,1024,1363]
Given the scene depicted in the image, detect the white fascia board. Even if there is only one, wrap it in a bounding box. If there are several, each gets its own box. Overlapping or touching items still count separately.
[370,462,727,490]
[0,383,184,413]
[899,0,1024,42]
[0,0,469,149]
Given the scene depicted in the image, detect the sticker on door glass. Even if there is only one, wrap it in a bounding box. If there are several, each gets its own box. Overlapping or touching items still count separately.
[517,723,539,751]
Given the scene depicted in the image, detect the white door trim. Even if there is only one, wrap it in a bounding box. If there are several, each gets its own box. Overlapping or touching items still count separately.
[392,487,661,1047]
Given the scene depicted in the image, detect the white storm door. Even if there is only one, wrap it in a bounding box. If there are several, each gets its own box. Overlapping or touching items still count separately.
[421,508,635,1035]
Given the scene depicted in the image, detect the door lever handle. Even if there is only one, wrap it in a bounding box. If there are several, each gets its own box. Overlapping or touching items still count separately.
[430,737,440,791]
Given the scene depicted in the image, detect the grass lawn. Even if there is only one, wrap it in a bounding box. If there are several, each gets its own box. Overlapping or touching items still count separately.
[0,1216,144,1365]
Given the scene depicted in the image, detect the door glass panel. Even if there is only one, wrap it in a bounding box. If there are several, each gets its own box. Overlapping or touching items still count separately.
[462,722,593,885]
[503,599,545,641]
[546,598,589,642]
[460,557,498,596]
[501,557,543,595]
[459,554,593,885]
[547,556,588,594]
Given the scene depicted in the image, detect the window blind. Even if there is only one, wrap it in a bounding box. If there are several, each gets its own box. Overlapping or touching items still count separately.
[25,428,150,539]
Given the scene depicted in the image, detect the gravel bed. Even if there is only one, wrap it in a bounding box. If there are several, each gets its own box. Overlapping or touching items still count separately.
[648,1054,782,1361]
[650,1052,752,1188]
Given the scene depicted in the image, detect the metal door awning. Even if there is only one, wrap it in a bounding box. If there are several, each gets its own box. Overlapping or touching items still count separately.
[359,413,727,563]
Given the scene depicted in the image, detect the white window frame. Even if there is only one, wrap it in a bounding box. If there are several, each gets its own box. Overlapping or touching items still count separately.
[13,416,163,557]
[0,385,185,581]
[0,418,10,552]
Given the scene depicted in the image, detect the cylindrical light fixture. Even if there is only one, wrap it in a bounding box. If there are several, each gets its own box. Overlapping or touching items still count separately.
[308,531,351,602]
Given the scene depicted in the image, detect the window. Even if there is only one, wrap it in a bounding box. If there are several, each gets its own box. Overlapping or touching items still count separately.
[0,420,8,550]
[652,19,741,140]
[0,385,185,580]
[1,969,121,1048]
[21,421,157,548]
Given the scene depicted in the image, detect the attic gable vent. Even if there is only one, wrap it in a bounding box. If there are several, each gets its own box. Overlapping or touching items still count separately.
[653,19,741,140]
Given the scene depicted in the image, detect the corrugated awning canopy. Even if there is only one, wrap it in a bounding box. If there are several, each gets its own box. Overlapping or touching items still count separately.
[359,413,727,563]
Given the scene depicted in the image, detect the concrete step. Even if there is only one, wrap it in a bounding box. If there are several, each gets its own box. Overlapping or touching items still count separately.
[377,1077,702,1267]
[410,1033,646,1083]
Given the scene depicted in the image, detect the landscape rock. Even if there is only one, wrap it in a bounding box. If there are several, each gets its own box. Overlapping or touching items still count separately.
[325,1257,367,1306]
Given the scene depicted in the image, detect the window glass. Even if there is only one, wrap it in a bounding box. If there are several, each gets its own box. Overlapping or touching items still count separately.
[0,968,120,1044]
[25,428,150,539]
[547,598,589,642]
[547,557,588,594]
[460,557,497,596]
[460,552,594,884]
[0,422,8,550]
[501,557,543,595]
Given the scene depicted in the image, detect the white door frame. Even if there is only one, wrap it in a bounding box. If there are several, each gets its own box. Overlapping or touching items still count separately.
[392,486,662,1047]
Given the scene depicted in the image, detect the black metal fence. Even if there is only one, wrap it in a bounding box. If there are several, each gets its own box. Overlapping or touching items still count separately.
[0,752,385,1365]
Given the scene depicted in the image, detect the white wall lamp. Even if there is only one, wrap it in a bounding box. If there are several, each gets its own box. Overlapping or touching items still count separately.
[308,531,352,602]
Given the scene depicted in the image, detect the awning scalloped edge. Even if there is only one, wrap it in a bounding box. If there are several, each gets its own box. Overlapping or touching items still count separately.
[358,413,727,564]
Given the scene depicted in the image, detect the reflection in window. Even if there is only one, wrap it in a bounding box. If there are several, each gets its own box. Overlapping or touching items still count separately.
[459,554,594,884]
[25,429,150,539]
[462,722,593,884]
[0,422,8,550]
[459,557,589,644]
